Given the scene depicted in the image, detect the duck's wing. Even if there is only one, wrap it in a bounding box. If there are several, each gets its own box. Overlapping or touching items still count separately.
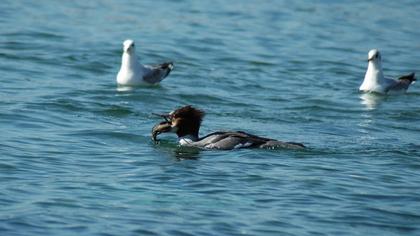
[195,131,267,150]
[385,73,416,93]
[142,62,174,84]
[196,131,305,150]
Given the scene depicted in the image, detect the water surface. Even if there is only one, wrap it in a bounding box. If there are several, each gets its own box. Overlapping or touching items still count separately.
[1,0,420,235]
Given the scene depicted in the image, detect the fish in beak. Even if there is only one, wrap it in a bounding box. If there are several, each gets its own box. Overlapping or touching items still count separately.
[151,111,175,142]
[151,121,172,143]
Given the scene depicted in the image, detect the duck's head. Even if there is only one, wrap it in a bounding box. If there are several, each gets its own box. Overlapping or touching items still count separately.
[123,39,136,54]
[152,105,205,142]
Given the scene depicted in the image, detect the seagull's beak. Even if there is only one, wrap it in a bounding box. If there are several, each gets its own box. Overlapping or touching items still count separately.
[123,45,134,53]
[367,53,378,62]
[151,121,172,143]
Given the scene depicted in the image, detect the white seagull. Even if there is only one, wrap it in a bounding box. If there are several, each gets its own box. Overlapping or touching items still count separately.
[359,49,415,94]
[116,39,174,86]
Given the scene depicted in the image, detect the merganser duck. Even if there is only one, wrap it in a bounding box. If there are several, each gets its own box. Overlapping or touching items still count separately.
[116,39,174,86]
[359,49,416,94]
[151,106,305,150]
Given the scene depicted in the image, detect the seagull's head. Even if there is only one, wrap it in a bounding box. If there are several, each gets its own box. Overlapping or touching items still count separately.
[123,39,136,54]
[367,49,381,63]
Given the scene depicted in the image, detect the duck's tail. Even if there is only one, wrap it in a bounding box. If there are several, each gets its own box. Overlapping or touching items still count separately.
[259,141,305,149]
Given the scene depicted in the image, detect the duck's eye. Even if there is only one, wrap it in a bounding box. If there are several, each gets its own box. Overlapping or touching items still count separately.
[132,43,135,47]
[375,54,379,58]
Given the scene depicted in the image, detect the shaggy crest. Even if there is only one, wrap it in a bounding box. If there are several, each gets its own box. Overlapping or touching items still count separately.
[171,105,205,124]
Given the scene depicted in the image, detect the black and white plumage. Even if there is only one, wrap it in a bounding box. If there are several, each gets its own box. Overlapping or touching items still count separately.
[151,106,305,150]
[116,39,174,86]
[359,49,416,94]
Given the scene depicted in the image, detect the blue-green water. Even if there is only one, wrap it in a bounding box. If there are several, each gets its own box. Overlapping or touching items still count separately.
[1,0,420,235]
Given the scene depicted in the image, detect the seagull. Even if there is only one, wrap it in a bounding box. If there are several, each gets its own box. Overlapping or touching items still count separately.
[359,49,416,94]
[151,106,305,150]
[116,39,174,86]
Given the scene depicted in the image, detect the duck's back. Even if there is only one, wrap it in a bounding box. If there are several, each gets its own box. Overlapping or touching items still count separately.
[190,131,304,150]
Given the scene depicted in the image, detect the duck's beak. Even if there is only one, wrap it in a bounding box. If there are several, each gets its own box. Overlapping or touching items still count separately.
[152,121,172,143]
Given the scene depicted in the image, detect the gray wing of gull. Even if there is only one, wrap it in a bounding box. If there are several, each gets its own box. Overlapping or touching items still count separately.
[384,73,416,93]
[142,62,173,84]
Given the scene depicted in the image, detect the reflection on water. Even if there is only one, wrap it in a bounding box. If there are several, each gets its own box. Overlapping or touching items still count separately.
[357,111,377,145]
[359,93,387,110]
[153,140,202,160]
[173,146,202,160]
[116,86,135,92]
